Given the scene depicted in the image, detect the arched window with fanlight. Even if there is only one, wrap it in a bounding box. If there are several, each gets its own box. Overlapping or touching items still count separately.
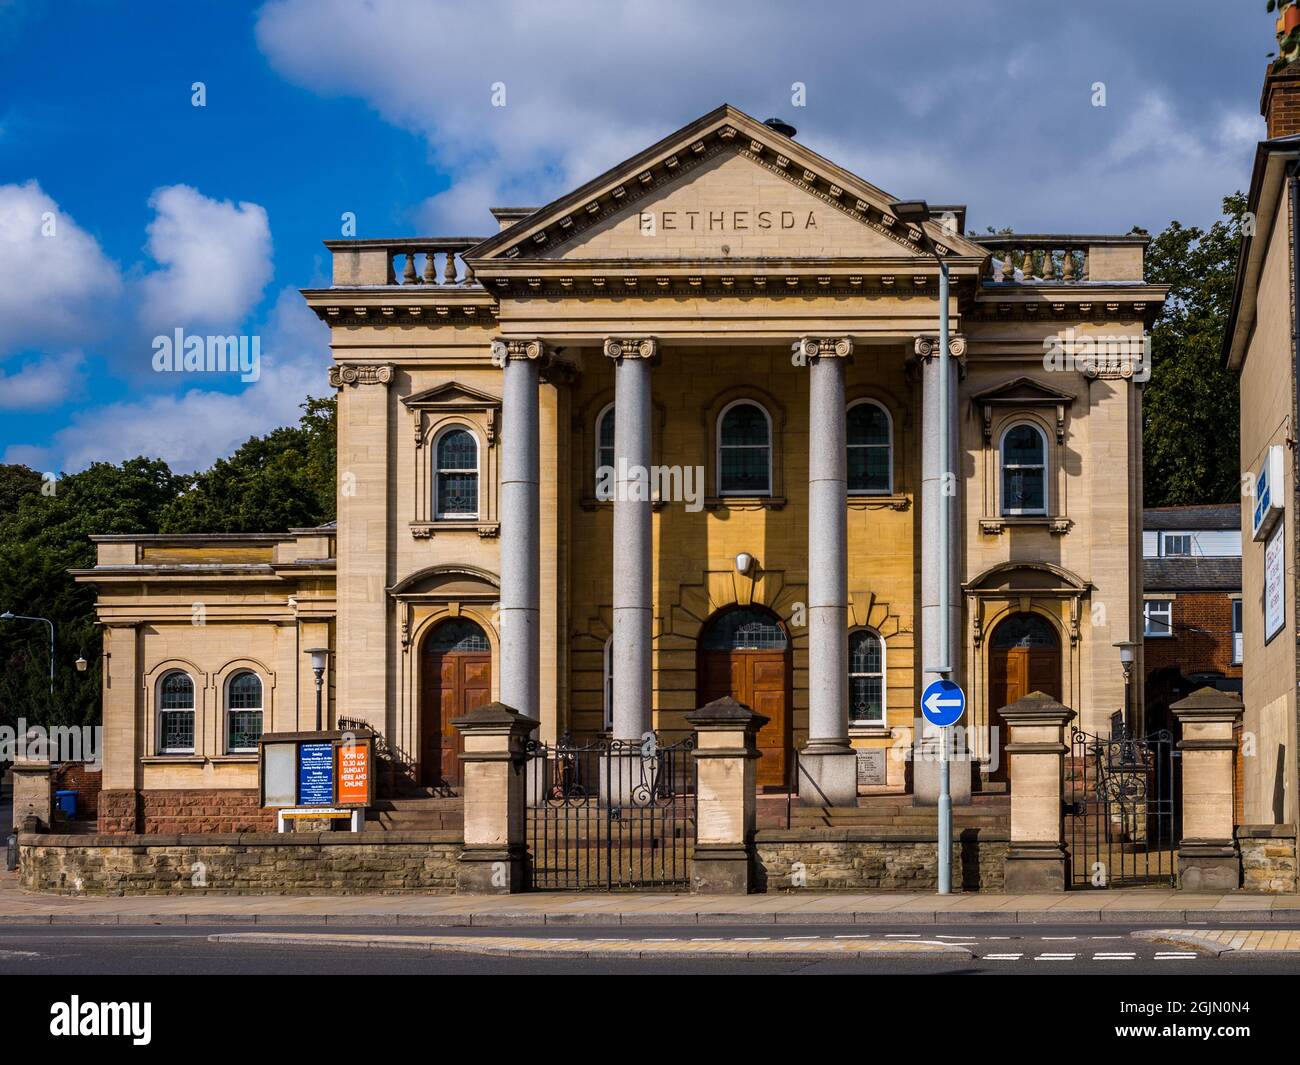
[1000,422,1048,516]
[848,630,885,727]
[595,404,615,496]
[717,400,772,496]
[226,671,263,753]
[434,426,479,519]
[157,671,195,754]
[847,400,892,495]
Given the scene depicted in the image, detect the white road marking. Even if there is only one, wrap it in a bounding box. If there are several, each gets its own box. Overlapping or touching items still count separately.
[783,936,819,941]
[689,937,722,942]
[885,934,920,938]
[1041,936,1078,941]
[1036,953,1077,960]
[834,934,871,940]
[1094,953,1136,960]
[733,937,770,942]
[984,953,1023,960]
[1155,952,1198,960]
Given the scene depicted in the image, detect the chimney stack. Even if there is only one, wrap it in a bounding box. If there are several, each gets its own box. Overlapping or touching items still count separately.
[1264,0,1300,137]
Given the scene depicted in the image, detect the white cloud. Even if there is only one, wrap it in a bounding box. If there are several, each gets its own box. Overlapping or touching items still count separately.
[137,184,274,332]
[0,181,121,355]
[0,350,85,410]
[1,443,52,469]
[44,288,328,473]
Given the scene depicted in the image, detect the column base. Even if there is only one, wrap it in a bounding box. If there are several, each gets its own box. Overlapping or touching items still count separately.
[455,845,530,894]
[1177,839,1240,892]
[1005,841,1068,892]
[797,748,858,806]
[691,844,754,894]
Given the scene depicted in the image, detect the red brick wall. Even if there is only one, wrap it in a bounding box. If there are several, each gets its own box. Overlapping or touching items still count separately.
[1143,591,1242,680]
[96,789,276,834]
[52,763,101,819]
[1264,68,1300,139]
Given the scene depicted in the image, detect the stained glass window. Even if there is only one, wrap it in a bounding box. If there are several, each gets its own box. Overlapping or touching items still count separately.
[700,608,788,650]
[226,671,263,752]
[849,630,885,726]
[1001,424,1047,515]
[436,428,478,518]
[427,618,490,654]
[847,401,891,494]
[158,671,195,753]
[596,405,615,487]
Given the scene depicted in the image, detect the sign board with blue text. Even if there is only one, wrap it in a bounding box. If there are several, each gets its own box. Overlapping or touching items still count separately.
[921,679,965,728]
[257,731,375,810]
[297,742,335,806]
[1253,444,1285,542]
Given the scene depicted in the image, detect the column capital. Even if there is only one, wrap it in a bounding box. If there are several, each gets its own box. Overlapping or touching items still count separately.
[603,336,658,361]
[912,334,966,360]
[794,336,853,361]
[490,337,548,364]
[328,363,394,388]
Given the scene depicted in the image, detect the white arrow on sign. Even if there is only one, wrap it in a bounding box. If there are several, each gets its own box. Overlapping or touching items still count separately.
[924,690,962,716]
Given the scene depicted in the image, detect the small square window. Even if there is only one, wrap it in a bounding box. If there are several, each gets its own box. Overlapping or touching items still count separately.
[1161,533,1192,557]
[1144,600,1173,638]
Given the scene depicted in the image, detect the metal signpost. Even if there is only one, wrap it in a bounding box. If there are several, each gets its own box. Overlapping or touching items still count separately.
[922,678,966,894]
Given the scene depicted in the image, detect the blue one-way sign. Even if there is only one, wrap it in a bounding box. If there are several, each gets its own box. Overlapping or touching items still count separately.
[921,679,965,728]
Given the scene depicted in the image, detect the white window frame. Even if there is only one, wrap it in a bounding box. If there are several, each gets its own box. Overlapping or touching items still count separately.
[848,628,886,728]
[846,399,893,496]
[433,424,480,520]
[156,670,196,755]
[716,399,774,497]
[1232,599,1243,665]
[999,421,1049,516]
[595,402,616,489]
[1143,599,1174,639]
[1160,532,1193,557]
[225,670,264,754]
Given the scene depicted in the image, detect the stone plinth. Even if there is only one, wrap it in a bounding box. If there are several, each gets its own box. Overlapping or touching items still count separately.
[687,696,768,893]
[11,760,53,832]
[1171,687,1243,892]
[997,692,1075,892]
[452,701,538,894]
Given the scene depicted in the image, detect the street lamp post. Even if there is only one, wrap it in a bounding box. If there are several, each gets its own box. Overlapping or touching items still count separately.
[891,198,954,894]
[305,648,329,731]
[0,611,54,696]
[1114,640,1137,734]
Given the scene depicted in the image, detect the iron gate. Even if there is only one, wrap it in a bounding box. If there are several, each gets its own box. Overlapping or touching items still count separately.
[1065,727,1177,888]
[525,735,696,891]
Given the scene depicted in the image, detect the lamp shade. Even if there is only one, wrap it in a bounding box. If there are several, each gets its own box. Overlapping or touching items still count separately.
[306,647,330,672]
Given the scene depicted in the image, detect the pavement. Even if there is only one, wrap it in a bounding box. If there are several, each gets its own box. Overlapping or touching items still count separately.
[2,870,1300,927]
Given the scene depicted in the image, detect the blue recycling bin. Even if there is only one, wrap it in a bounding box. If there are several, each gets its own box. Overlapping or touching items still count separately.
[54,790,77,819]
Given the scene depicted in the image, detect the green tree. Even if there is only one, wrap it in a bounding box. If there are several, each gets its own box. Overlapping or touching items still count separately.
[1141,192,1247,506]
[158,396,336,533]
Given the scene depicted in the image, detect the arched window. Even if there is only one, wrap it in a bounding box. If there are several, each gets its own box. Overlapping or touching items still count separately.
[226,671,263,753]
[603,635,614,732]
[849,630,885,726]
[595,404,615,491]
[699,607,789,650]
[426,617,490,654]
[158,671,195,754]
[434,427,479,519]
[1000,423,1047,516]
[717,401,772,496]
[847,400,892,494]
[990,612,1058,649]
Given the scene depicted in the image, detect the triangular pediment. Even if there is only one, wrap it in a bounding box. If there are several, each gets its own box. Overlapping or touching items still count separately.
[401,381,500,410]
[467,105,989,268]
[971,376,1077,405]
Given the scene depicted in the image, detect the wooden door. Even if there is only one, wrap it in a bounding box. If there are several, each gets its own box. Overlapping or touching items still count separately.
[699,649,791,790]
[421,623,491,789]
[988,614,1061,782]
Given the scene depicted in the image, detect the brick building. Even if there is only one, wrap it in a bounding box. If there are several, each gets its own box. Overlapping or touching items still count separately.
[1142,504,1243,738]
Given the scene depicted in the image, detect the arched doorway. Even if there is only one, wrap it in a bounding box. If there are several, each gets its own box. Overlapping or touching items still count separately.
[420,617,491,790]
[697,606,791,790]
[988,612,1062,782]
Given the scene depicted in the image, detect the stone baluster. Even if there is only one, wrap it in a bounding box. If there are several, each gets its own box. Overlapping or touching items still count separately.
[423,250,438,284]
[443,249,458,285]
[402,249,418,285]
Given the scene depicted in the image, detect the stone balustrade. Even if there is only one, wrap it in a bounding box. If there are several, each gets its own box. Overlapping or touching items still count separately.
[979,234,1148,284]
[326,238,483,287]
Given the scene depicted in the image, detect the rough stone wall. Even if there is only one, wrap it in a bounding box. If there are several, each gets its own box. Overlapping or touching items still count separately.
[20,832,461,895]
[97,789,277,835]
[754,829,1007,892]
[1237,825,1297,893]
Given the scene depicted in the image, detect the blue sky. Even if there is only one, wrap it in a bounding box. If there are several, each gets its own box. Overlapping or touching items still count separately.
[0,0,1271,474]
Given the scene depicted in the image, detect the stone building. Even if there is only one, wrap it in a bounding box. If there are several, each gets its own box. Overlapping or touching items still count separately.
[76,105,1164,833]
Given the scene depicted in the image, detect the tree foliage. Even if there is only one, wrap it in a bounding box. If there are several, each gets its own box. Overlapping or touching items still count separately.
[1141,192,1247,507]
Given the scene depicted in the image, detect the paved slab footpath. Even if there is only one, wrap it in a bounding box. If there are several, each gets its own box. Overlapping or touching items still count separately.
[2,872,1299,927]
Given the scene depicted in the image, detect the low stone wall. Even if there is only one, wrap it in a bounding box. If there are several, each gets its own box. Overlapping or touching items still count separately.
[19,831,462,895]
[754,827,1008,892]
[97,789,277,835]
[1237,825,1297,894]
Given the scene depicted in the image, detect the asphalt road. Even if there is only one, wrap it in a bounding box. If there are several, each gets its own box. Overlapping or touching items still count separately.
[3,921,1300,975]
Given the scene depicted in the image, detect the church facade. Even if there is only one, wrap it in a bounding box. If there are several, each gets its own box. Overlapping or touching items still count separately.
[79,106,1165,832]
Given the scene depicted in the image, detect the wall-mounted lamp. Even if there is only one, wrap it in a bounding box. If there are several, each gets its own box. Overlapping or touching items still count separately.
[735,552,756,577]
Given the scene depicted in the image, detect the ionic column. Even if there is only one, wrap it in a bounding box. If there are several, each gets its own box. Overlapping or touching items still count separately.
[492,338,545,723]
[797,336,857,806]
[604,337,657,742]
[914,333,969,807]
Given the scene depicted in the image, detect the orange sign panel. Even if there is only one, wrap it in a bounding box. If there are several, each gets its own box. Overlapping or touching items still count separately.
[336,740,371,806]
